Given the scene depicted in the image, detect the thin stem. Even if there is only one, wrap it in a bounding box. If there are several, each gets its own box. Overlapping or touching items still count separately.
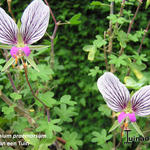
[23,61,46,107]
[119,0,126,17]
[107,1,114,53]
[7,0,15,21]
[119,1,142,56]
[7,73,17,92]
[108,1,114,72]
[57,22,70,25]
[104,32,108,71]
[46,107,50,122]
[115,121,125,149]
[138,20,150,54]
[127,2,142,34]
[50,24,58,68]
[56,137,74,150]
[23,60,51,124]
[112,112,116,149]
[115,0,126,28]
[56,137,66,144]
[106,0,125,72]
[44,0,57,24]
[126,20,150,76]
[44,0,59,68]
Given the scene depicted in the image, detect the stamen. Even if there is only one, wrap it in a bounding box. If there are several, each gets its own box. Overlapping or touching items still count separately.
[15,57,18,65]
[124,122,128,128]
[10,46,31,58]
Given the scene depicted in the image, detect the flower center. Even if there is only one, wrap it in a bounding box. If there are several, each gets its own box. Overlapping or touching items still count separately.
[118,101,136,123]
[10,46,31,58]
[124,101,133,113]
[118,112,136,123]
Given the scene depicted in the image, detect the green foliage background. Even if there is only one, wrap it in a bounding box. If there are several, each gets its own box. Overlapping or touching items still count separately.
[0,0,150,150]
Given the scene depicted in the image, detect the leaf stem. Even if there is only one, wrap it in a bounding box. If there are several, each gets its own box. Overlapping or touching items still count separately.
[7,72,17,92]
[127,2,142,34]
[44,0,59,68]
[104,32,108,71]
[108,1,115,72]
[23,60,46,107]
[119,1,142,56]
[7,0,15,21]
[115,120,125,149]
[119,0,126,17]
[46,107,50,122]
[138,20,150,54]
[22,59,51,125]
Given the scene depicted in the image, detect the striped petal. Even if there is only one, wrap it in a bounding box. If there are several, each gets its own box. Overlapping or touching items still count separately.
[20,0,50,44]
[131,85,150,116]
[97,72,130,112]
[0,8,18,45]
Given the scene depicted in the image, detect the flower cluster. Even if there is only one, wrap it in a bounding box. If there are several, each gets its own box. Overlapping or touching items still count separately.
[97,72,150,123]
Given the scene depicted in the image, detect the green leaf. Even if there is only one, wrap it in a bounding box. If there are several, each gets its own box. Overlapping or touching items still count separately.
[128,30,144,42]
[0,117,9,127]
[54,104,78,123]
[131,122,144,137]
[2,106,15,120]
[88,66,102,77]
[92,130,112,145]
[23,132,55,150]
[93,35,107,48]
[1,57,15,72]
[98,104,111,117]
[91,1,102,6]
[107,14,117,24]
[12,117,29,133]
[109,120,122,133]
[132,52,148,65]
[10,92,22,100]
[107,14,128,25]
[0,148,14,150]
[117,30,128,48]
[129,64,144,80]
[25,56,39,72]
[23,132,39,146]
[36,119,61,138]
[83,45,96,61]
[90,1,109,6]
[0,44,12,49]
[28,64,54,82]
[17,20,21,29]
[109,54,128,68]
[146,0,150,9]
[38,138,56,150]
[98,142,113,150]
[124,76,144,90]
[108,0,122,3]
[63,131,83,150]
[69,13,81,25]
[60,95,77,106]
[28,45,50,50]
[128,34,139,42]
[0,59,6,64]
[38,92,57,108]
